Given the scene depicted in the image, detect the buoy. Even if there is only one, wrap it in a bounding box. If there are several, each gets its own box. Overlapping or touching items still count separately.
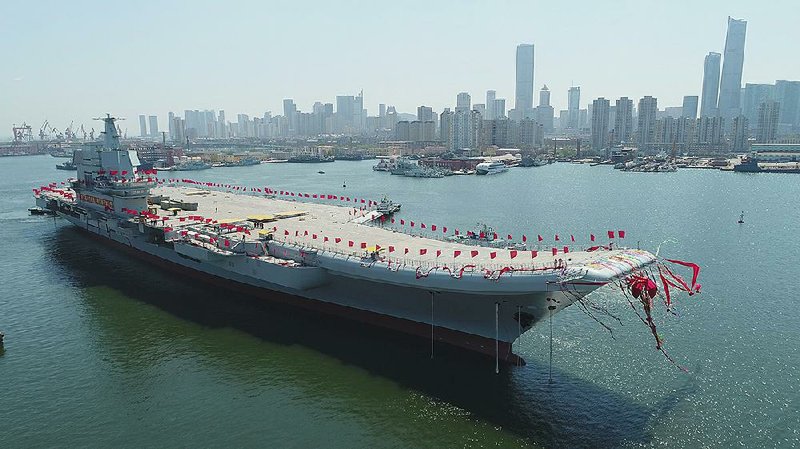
[0,331,5,347]
[738,211,745,224]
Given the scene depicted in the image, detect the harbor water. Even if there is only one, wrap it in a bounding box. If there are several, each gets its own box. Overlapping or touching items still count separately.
[1,155,798,448]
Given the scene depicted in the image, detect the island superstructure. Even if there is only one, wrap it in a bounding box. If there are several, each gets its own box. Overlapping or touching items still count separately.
[34,115,656,367]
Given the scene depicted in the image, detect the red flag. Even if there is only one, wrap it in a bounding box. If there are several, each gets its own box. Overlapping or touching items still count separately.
[479,231,485,239]
[436,250,441,257]
[522,234,527,242]
[348,241,354,247]
[531,250,538,258]
[555,234,560,241]
[335,238,342,243]
[471,250,479,258]
[312,234,317,239]
[404,248,409,254]
[324,237,329,242]
[391,218,395,223]
[510,250,518,259]
[284,230,289,235]
[455,229,460,235]
[400,219,406,225]
[563,246,569,253]
[538,234,543,242]
[507,234,512,240]
[421,223,426,229]
[570,235,575,242]
[552,247,558,256]
[410,221,415,227]
[590,234,596,242]
[224,239,230,247]
[419,248,427,255]
[618,230,626,239]
[443,226,447,233]
[361,242,367,249]
[454,250,461,258]
[304,230,308,236]
[389,246,395,252]
[608,230,615,239]
[431,224,437,231]
[375,245,381,250]
[492,232,498,240]
[490,252,497,259]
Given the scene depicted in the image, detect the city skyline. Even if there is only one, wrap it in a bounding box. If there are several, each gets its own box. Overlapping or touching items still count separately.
[2,1,799,133]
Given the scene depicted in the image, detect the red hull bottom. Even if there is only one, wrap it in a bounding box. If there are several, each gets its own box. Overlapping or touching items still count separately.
[78,227,525,366]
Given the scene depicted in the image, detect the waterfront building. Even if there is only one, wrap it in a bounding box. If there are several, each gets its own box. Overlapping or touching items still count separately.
[515,44,535,118]
[742,84,776,126]
[591,98,611,153]
[756,101,780,143]
[700,52,721,117]
[730,115,750,152]
[637,96,658,149]
[718,17,747,119]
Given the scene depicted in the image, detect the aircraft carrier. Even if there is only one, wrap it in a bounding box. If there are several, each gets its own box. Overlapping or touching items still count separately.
[34,115,657,368]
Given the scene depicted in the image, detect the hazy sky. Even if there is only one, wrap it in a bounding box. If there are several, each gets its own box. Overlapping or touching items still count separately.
[2,0,798,136]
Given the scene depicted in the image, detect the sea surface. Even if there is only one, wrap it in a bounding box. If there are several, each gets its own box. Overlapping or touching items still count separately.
[1,155,798,448]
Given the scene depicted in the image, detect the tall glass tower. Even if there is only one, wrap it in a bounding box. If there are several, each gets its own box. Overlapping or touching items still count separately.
[718,17,747,119]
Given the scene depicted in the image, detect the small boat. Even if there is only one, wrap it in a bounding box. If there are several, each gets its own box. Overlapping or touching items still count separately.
[56,161,77,170]
[29,207,55,216]
[318,171,325,174]
[376,196,401,215]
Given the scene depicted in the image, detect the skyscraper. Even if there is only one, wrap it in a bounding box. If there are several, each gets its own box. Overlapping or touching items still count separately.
[534,85,554,133]
[775,80,800,130]
[456,92,471,112]
[730,115,749,152]
[283,99,297,135]
[494,99,506,119]
[682,96,699,119]
[742,83,775,124]
[485,90,496,120]
[718,17,747,119]
[148,116,159,137]
[591,98,611,153]
[567,87,580,129]
[756,101,780,143]
[637,96,658,149]
[515,44,535,118]
[138,115,147,137]
[700,52,721,117]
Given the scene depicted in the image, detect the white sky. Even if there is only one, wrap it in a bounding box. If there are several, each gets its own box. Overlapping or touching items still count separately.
[1,0,798,136]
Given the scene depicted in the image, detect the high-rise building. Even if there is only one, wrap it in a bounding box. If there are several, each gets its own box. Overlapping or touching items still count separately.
[148,116,159,137]
[485,90,496,120]
[539,85,550,107]
[756,101,780,143]
[700,52,722,117]
[515,44,535,118]
[567,87,580,129]
[494,99,506,119]
[591,98,611,153]
[718,17,747,119]
[472,104,486,118]
[417,106,434,122]
[682,96,699,119]
[775,80,800,130]
[168,112,175,141]
[741,83,775,127]
[456,92,471,112]
[283,99,297,135]
[138,115,147,137]
[730,115,749,152]
[637,96,658,149]
[696,116,725,149]
[452,110,473,150]
[439,109,453,148]
[613,97,634,144]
